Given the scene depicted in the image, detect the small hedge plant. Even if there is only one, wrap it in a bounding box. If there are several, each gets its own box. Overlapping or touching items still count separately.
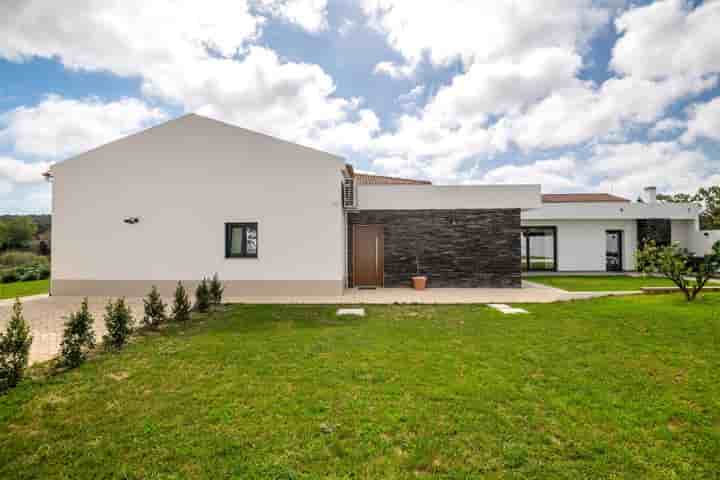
[0,298,33,393]
[142,285,167,329]
[209,273,224,306]
[103,298,134,350]
[195,278,211,313]
[60,298,96,368]
[172,281,192,323]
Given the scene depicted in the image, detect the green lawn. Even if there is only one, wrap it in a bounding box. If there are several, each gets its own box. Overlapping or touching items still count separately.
[2,296,720,478]
[0,279,49,300]
[528,275,680,291]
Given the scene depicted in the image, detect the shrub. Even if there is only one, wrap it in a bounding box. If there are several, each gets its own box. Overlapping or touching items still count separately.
[0,299,33,393]
[60,298,96,368]
[209,273,224,306]
[103,298,134,350]
[194,278,211,313]
[171,281,192,323]
[1,270,18,284]
[637,240,720,301]
[142,286,167,329]
[0,251,47,268]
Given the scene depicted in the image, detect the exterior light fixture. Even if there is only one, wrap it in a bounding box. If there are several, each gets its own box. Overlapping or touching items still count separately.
[124,217,140,224]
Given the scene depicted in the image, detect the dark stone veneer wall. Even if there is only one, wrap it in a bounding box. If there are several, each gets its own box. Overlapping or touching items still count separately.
[637,219,672,247]
[347,209,522,288]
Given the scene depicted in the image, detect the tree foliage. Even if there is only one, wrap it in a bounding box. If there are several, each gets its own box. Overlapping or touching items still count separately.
[209,273,224,306]
[142,285,167,329]
[636,240,720,301]
[171,281,191,322]
[0,298,33,392]
[60,298,96,368]
[658,185,720,229]
[194,278,211,313]
[103,298,134,350]
[0,217,38,249]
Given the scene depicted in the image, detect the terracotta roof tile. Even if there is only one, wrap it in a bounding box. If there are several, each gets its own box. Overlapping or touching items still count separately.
[354,173,432,185]
[542,193,630,203]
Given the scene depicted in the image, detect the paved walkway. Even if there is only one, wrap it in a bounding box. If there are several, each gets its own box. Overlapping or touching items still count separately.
[0,282,622,365]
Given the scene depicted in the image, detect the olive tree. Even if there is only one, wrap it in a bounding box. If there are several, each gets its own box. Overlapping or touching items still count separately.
[636,240,720,301]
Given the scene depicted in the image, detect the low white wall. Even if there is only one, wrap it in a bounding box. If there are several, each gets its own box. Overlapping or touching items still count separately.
[523,202,700,221]
[523,219,637,271]
[690,229,720,255]
[357,184,541,210]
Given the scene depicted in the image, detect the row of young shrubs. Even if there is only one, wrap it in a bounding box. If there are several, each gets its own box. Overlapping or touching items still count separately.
[0,274,224,394]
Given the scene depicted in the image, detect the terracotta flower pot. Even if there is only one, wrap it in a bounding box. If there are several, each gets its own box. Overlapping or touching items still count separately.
[412,276,427,290]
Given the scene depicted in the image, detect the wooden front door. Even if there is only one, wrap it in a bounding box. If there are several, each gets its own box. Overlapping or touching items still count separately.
[353,225,384,288]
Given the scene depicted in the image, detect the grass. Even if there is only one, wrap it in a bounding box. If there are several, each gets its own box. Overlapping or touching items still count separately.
[0,279,49,299]
[2,296,720,478]
[528,275,680,291]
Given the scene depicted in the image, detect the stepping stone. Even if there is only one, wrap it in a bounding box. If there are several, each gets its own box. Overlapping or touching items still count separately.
[488,304,529,314]
[337,308,366,316]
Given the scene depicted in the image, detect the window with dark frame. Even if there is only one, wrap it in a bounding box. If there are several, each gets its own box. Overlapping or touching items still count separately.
[225,223,258,258]
[521,226,557,272]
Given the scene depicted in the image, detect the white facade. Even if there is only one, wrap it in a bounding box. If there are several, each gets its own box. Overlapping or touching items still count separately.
[51,114,347,296]
[521,201,705,272]
[357,184,541,210]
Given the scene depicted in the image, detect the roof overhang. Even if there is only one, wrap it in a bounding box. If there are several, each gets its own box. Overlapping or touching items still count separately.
[522,202,701,221]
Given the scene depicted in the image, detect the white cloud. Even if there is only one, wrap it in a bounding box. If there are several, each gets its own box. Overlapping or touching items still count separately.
[254,0,328,32]
[362,0,608,69]
[504,74,716,151]
[650,117,686,138]
[683,97,720,143]
[0,157,52,184]
[2,95,167,158]
[373,61,416,79]
[478,157,587,192]
[590,141,720,197]
[0,1,371,155]
[612,0,720,79]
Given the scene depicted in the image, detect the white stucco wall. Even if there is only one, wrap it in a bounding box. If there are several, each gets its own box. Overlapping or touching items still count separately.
[522,219,638,271]
[357,184,541,210]
[51,114,346,286]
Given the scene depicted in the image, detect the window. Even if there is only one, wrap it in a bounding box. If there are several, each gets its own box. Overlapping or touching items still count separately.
[225,223,258,258]
[521,227,556,271]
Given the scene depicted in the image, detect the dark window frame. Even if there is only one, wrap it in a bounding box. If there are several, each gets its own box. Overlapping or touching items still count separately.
[521,226,558,272]
[225,222,259,258]
[605,230,624,272]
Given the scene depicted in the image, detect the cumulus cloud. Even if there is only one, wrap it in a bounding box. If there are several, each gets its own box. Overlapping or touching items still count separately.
[362,0,609,68]
[0,157,51,185]
[254,0,329,32]
[0,0,370,155]
[2,95,167,158]
[612,0,720,79]
[478,157,587,192]
[683,97,720,143]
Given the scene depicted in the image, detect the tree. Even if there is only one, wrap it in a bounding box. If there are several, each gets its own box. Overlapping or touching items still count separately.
[0,299,33,392]
[103,298,134,350]
[60,298,96,368]
[636,240,720,301]
[1,217,38,249]
[194,278,211,313]
[657,186,720,230]
[142,285,167,329]
[209,273,224,306]
[171,281,191,323]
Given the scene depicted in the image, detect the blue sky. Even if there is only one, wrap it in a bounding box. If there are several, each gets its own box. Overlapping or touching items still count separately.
[1,0,719,213]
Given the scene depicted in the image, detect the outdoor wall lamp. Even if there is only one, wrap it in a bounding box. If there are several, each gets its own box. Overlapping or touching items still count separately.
[124,217,140,224]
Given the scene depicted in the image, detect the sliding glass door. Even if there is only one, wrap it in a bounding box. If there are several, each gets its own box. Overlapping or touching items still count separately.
[521,227,557,272]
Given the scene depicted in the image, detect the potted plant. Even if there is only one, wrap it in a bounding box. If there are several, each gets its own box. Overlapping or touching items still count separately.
[411,253,427,290]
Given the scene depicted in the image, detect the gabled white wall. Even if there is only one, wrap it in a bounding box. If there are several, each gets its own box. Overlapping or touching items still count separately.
[51,114,346,290]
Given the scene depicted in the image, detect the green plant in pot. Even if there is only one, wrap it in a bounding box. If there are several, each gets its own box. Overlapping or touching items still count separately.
[412,241,427,290]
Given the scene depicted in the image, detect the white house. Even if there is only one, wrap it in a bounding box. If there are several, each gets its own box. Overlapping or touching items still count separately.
[47,114,717,296]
